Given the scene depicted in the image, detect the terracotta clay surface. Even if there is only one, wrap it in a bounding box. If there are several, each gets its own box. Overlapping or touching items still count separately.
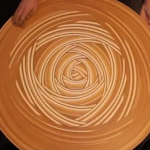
[0,0,150,150]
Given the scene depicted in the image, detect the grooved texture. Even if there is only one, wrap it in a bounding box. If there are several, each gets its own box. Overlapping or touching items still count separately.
[0,0,150,150]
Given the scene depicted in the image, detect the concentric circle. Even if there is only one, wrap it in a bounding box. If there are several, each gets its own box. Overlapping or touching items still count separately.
[1,0,150,149]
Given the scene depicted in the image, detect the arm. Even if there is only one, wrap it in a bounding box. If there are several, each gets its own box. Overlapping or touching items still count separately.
[140,0,150,25]
[12,0,38,28]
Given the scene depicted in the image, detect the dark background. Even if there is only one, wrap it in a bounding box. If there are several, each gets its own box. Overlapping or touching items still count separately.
[0,0,150,150]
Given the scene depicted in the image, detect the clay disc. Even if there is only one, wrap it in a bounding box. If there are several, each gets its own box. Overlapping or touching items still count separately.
[1,0,150,150]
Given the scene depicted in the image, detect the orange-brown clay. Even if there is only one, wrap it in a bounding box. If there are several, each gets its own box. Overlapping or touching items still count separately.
[0,0,150,150]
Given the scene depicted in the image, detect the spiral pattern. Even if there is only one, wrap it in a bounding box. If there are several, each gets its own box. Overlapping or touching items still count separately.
[1,0,150,150]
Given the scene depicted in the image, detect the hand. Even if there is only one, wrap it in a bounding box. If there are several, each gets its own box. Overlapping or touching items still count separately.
[140,0,150,26]
[12,0,38,28]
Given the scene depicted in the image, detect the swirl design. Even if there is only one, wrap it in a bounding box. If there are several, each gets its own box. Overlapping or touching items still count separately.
[1,0,150,150]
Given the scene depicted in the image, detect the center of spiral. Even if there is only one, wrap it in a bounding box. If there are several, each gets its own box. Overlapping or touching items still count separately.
[63,60,88,90]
